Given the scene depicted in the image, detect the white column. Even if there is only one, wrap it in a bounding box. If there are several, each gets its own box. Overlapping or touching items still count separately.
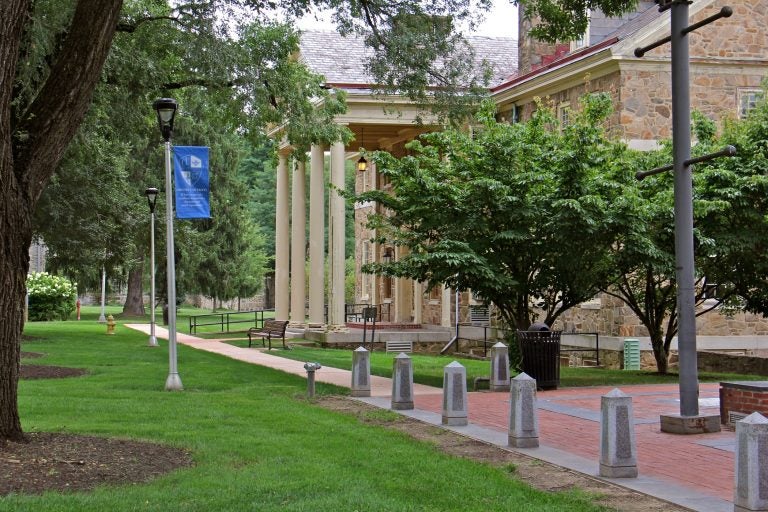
[413,281,423,324]
[275,153,290,321]
[369,161,379,309]
[308,144,325,327]
[290,160,306,326]
[329,141,346,329]
[441,284,452,327]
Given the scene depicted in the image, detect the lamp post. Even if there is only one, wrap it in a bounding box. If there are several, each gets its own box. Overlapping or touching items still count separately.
[145,187,160,348]
[98,265,107,323]
[153,98,182,391]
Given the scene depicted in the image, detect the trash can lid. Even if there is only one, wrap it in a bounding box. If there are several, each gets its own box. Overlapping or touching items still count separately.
[528,322,550,331]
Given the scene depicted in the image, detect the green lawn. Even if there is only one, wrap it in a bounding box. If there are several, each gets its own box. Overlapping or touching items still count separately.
[13,319,607,512]
[252,345,767,389]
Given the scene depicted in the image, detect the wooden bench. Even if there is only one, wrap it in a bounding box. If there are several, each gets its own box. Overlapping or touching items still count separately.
[248,320,289,350]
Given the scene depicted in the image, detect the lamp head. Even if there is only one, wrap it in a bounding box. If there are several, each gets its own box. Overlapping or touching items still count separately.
[382,248,393,264]
[357,155,368,172]
[145,187,159,213]
[152,98,177,142]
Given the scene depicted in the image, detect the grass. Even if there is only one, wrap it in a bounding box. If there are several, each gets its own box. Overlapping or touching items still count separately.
[12,319,610,512]
[250,345,767,389]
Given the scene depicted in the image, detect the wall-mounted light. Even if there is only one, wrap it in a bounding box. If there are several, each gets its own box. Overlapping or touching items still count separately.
[382,247,394,264]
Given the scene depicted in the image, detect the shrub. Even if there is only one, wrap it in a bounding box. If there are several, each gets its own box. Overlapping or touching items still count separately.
[26,272,77,321]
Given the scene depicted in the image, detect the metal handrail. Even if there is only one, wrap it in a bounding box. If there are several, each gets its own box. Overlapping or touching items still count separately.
[189,309,270,334]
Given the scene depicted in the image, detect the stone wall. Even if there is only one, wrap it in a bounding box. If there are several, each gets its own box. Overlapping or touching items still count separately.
[189,294,267,311]
[699,351,768,376]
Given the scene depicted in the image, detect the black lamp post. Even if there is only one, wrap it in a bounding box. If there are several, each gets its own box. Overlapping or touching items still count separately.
[152,98,182,391]
[145,187,159,348]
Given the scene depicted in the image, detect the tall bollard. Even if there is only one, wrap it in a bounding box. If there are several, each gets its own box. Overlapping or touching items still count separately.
[509,372,539,448]
[303,362,321,398]
[442,361,468,426]
[351,346,371,397]
[490,342,511,392]
[599,388,638,478]
[735,412,768,512]
[391,353,414,410]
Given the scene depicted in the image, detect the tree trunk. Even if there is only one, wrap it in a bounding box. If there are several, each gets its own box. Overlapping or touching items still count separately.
[122,263,145,316]
[0,202,32,442]
[0,0,123,442]
[651,335,669,374]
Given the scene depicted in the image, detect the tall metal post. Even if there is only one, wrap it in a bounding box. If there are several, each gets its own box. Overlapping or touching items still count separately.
[98,266,107,323]
[634,2,733,432]
[670,1,698,417]
[148,202,159,347]
[163,139,182,390]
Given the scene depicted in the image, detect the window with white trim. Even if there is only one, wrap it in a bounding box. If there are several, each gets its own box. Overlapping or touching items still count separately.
[570,10,591,51]
[361,241,370,300]
[738,88,764,119]
[558,102,572,129]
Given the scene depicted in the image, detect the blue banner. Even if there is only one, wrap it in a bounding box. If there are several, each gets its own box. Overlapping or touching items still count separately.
[173,146,210,219]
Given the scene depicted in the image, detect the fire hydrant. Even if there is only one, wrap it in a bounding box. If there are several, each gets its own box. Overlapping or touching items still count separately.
[106,314,116,335]
[303,362,322,398]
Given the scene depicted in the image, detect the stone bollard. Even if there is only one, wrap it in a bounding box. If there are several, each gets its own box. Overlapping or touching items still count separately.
[303,362,321,398]
[351,346,371,397]
[734,412,768,512]
[490,342,511,392]
[391,353,414,410]
[106,315,116,335]
[599,388,638,478]
[442,361,468,426]
[508,372,539,448]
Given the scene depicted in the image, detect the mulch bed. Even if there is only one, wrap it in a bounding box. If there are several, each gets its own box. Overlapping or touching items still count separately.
[0,433,193,495]
[20,365,87,379]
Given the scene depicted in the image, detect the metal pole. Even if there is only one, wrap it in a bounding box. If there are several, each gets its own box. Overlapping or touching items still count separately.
[148,210,158,347]
[164,140,183,390]
[98,266,107,323]
[671,1,698,417]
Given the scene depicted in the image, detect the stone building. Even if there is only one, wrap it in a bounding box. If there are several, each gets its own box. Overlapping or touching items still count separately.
[275,1,768,352]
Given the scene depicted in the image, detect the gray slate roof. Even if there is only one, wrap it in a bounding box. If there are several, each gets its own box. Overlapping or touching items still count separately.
[299,30,517,88]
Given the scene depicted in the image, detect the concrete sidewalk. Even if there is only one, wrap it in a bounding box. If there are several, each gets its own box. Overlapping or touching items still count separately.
[126,324,734,512]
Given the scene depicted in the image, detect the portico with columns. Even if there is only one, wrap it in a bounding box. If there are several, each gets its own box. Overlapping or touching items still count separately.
[272,98,438,333]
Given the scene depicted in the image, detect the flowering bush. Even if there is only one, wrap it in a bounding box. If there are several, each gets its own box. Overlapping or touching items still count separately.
[26,272,77,321]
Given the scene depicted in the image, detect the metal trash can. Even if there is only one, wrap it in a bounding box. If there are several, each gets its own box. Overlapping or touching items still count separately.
[623,338,641,370]
[517,324,562,390]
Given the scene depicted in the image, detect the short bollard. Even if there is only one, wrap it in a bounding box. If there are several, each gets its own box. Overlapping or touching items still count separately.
[490,342,510,392]
[508,372,539,448]
[351,346,371,397]
[106,315,116,335]
[303,362,322,398]
[734,412,768,512]
[442,361,468,426]
[391,353,414,410]
[599,388,638,478]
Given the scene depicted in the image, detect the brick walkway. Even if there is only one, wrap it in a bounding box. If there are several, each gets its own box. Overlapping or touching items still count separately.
[126,325,736,511]
[415,384,733,502]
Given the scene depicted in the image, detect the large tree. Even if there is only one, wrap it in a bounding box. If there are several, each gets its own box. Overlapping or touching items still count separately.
[358,94,628,329]
[1,0,123,441]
